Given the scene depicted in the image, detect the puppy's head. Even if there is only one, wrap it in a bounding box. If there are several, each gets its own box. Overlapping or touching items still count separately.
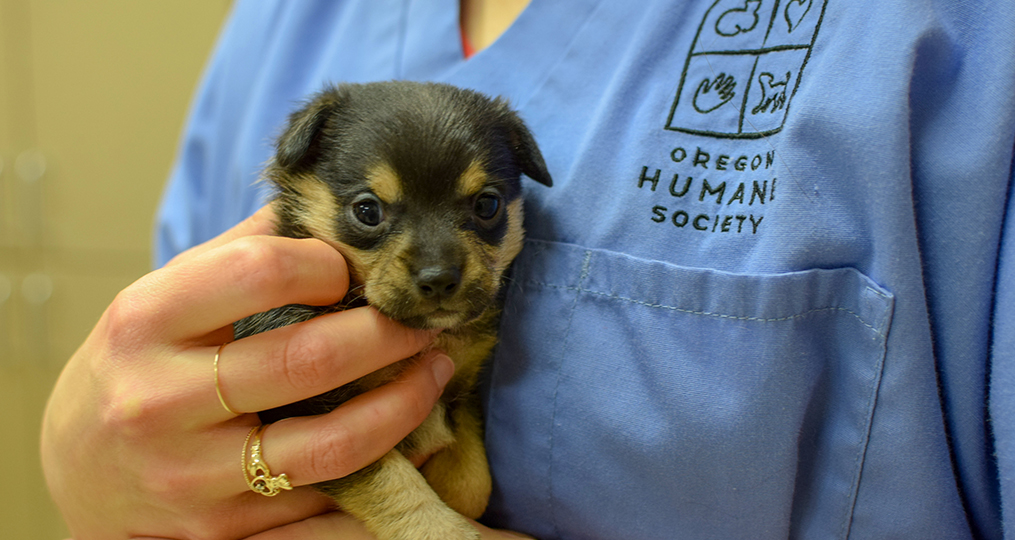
[266,82,551,330]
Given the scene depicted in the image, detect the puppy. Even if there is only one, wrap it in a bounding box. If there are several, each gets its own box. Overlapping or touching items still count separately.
[234,81,552,540]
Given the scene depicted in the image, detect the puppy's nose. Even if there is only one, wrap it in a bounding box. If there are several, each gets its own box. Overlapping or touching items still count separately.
[414,266,461,300]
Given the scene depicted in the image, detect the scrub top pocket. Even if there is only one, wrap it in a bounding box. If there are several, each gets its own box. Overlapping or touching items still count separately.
[483,240,894,540]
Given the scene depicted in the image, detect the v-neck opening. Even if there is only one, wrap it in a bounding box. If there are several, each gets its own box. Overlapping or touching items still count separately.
[400,0,603,107]
[457,0,537,61]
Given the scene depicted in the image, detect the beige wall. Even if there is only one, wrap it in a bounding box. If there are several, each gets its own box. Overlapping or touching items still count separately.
[1,2,231,537]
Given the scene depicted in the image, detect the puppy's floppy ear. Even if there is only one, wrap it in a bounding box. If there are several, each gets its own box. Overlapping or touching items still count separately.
[276,87,343,172]
[501,108,553,188]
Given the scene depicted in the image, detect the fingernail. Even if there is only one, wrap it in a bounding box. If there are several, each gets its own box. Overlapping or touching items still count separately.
[430,353,455,388]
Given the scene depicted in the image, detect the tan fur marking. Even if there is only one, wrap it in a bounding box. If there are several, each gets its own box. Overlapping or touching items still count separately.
[362,229,414,310]
[286,174,382,287]
[460,230,489,292]
[494,199,525,276]
[457,160,489,197]
[366,162,403,203]
[290,174,340,240]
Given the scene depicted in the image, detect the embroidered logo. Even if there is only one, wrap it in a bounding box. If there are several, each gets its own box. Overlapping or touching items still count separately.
[665,0,827,139]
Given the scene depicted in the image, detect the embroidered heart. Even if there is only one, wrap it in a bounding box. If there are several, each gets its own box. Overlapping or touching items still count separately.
[784,0,812,33]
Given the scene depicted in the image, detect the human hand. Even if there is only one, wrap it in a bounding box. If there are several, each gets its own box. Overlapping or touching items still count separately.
[238,512,534,539]
[41,205,453,540]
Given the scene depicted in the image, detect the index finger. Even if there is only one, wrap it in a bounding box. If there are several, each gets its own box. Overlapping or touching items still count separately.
[142,234,351,341]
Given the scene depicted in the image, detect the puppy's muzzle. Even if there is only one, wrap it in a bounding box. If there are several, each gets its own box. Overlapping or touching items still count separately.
[414,265,462,301]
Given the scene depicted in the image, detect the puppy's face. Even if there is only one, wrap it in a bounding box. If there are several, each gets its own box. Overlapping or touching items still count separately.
[268,82,551,330]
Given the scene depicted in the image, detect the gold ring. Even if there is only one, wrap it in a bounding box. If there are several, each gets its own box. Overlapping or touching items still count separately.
[214,343,240,415]
[243,424,293,497]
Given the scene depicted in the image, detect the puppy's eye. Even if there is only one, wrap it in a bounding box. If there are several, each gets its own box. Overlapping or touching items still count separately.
[473,193,501,221]
[353,197,384,227]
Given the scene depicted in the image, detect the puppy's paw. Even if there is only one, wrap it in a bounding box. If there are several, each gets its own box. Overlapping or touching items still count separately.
[366,501,479,540]
[421,428,492,519]
[424,459,492,520]
[415,510,480,540]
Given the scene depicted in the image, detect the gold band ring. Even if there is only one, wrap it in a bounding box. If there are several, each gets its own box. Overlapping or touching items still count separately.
[214,342,240,415]
[243,424,293,497]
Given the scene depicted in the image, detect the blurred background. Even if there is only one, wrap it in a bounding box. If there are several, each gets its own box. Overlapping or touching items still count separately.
[1,1,231,537]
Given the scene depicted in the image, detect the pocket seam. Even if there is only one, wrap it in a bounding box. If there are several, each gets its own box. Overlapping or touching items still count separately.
[544,250,592,539]
[527,280,889,340]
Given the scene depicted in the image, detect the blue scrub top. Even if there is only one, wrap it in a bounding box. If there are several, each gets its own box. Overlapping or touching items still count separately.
[156,1,1015,538]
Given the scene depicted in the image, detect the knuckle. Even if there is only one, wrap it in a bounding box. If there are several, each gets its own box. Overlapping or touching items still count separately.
[98,395,141,436]
[184,514,235,540]
[103,290,142,331]
[96,371,183,442]
[101,288,158,355]
[98,381,161,439]
[139,468,232,540]
[226,237,293,294]
[275,331,332,392]
[308,422,359,480]
[137,456,193,504]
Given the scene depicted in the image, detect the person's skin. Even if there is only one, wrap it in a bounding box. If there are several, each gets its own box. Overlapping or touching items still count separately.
[460,0,531,51]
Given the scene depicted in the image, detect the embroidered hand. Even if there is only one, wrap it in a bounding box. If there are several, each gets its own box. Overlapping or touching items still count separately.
[693,72,737,114]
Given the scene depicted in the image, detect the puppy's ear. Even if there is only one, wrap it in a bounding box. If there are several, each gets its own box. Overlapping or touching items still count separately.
[502,109,553,188]
[276,87,343,172]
